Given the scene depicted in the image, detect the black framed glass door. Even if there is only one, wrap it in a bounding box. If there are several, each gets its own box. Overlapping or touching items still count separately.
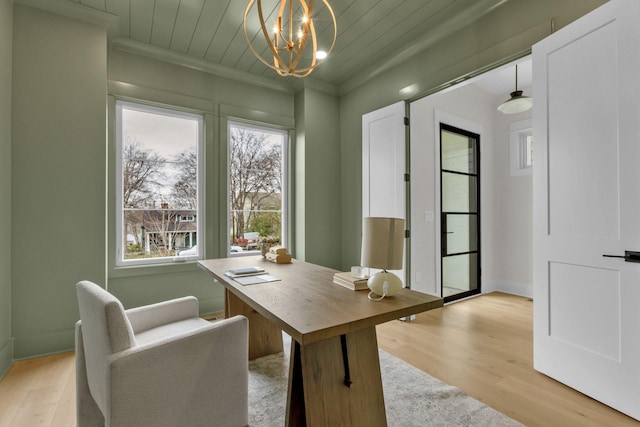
[440,123,480,303]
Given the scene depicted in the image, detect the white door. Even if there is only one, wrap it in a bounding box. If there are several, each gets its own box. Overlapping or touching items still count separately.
[533,0,640,420]
[362,102,406,284]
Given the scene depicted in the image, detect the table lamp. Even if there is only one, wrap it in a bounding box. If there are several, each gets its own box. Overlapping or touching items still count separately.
[361,217,405,301]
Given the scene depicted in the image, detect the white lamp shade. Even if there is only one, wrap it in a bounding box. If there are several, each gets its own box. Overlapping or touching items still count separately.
[497,91,532,114]
[361,217,405,270]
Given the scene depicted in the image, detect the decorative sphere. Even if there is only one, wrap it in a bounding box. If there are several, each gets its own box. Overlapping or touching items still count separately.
[367,271,403,297]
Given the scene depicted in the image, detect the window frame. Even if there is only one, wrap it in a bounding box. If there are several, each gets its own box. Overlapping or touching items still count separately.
[115,100,205,267]
[227,120,289,257]
[509,118,533,176]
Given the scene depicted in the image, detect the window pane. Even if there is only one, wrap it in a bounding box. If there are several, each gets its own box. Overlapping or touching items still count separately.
[229,122,286,254]
[442,172,477,213]
[118,102,202,264]
[443,253,478,293]
[525,134,533,167]
[441,130,477,174]
[444,213,478,255]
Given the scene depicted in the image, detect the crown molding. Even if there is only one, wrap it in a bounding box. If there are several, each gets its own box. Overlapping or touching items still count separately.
[292,77,339,97]
[15,0,119,39]
[111,38,294,95]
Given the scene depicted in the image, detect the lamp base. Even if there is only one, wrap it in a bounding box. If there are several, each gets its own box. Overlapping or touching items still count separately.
[367,270,402,300]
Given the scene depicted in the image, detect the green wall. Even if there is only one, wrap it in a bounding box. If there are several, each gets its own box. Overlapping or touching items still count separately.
[337,0,607,271]
[11,5,107,358]
[294,84,342,269]
[106,48,296,313]
[2,0,607,366]
[0,0,13,377]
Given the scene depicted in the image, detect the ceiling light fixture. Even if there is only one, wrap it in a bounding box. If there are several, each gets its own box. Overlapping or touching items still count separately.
[498,64,533,114]
[243,0,337,78]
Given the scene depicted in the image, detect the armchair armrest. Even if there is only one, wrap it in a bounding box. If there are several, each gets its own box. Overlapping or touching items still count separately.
[125,296,199,334]
[108,315,249,427]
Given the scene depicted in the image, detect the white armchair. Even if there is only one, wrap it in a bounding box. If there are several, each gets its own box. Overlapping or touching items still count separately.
[75,280,248,427]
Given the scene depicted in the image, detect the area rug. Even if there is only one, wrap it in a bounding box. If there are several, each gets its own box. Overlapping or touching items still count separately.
[248,345,523,426]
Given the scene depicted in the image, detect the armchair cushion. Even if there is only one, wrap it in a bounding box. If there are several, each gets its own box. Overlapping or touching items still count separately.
[125,296,199,334]
[110,316,248,427]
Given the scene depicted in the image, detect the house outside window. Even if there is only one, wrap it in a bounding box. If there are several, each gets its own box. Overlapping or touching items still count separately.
[116,100,203,265]
[228,121,287,254]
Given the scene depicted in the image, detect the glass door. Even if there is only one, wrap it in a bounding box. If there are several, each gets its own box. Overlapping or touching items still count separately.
[440,124,480,302]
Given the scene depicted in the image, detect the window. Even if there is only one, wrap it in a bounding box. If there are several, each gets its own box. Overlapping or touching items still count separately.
[509,119,533,176]
[228,121,287,255]
[116,101,203,265]
[520,132,533,168]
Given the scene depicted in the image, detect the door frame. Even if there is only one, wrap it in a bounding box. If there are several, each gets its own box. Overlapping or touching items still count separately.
[439,122,481,303]
[434,110,483,300]
[362,101,407,284]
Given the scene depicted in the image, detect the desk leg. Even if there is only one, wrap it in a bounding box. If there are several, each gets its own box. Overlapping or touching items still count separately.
[285,326,387,427]
[225,289,283,360]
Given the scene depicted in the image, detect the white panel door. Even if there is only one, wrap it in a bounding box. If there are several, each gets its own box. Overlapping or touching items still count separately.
[362,102,406,283]
[533,0,640,420]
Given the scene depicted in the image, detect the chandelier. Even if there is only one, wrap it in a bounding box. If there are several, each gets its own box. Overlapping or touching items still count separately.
[243,0,337,78]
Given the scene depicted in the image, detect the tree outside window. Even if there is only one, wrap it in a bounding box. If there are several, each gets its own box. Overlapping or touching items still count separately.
[116,101,202,265]
[229,122,286,252]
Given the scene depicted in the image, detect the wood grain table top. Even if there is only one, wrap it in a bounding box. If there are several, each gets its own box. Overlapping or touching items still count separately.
[198,256,443,345]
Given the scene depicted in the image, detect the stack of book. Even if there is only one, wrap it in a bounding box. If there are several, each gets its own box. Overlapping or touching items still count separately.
[332,271,369,291]
[265,246,292,264]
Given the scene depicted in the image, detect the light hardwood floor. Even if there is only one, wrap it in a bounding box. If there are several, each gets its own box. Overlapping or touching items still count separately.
[377,292,640,427]
[0,292,638,426]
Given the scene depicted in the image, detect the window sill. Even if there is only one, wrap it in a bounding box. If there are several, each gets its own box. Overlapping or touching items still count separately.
[109,259,204,279]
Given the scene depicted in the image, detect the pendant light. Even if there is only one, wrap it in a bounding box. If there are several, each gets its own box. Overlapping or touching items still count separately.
[497,64,532,114]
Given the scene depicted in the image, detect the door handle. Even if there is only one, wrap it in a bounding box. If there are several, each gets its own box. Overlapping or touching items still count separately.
[602,251,640,263]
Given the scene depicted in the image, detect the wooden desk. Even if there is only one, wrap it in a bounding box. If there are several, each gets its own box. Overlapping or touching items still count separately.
[198,256,443,427]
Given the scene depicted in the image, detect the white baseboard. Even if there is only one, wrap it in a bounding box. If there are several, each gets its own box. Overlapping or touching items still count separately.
[483,279,532,298]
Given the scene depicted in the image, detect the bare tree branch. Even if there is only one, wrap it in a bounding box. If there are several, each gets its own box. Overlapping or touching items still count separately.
[229,127,282,240]
[122,138,164,209]
[171,148,197,209]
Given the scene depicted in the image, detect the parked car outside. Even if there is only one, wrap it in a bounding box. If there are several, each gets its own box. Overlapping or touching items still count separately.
[177,245,197,256]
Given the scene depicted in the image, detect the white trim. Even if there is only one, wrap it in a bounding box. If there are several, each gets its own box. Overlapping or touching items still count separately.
[509,118,533,176]
[115,100,204,267]
[226,120,289,257]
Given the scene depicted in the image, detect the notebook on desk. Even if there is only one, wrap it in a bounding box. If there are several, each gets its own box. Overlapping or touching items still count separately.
[224,266,265,278]
[232,274,280,286]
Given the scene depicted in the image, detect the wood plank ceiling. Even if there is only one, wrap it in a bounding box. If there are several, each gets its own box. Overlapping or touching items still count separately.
[67,0,509,89]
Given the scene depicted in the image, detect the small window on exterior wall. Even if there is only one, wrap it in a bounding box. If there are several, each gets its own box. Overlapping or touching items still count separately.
[509,119,533,176]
